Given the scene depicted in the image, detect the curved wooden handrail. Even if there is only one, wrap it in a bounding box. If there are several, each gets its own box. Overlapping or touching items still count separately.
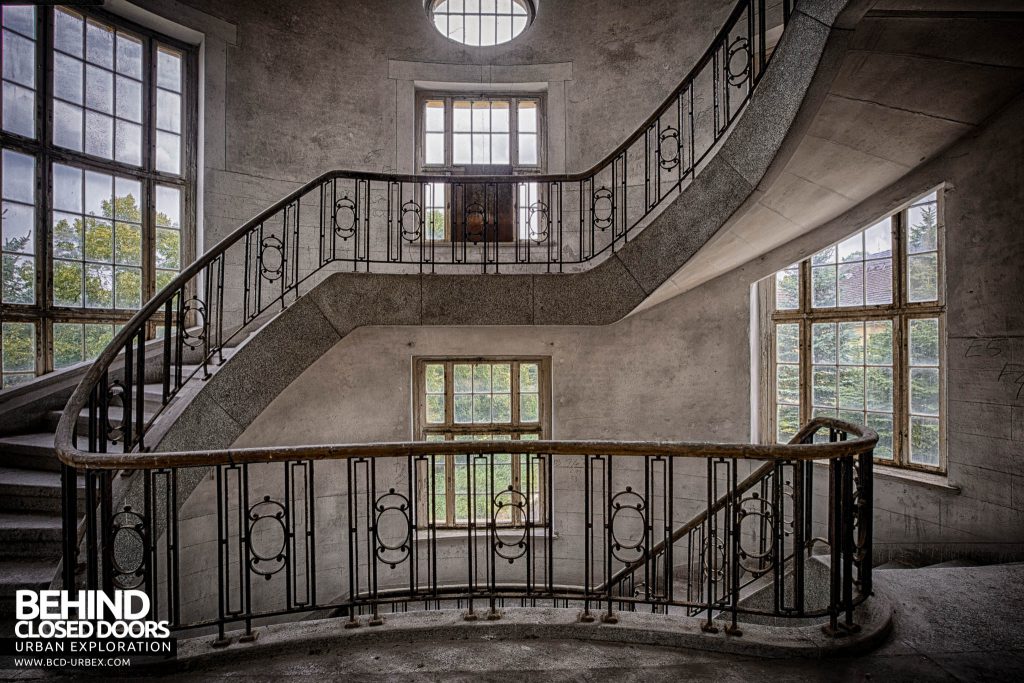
[54,0,790,469]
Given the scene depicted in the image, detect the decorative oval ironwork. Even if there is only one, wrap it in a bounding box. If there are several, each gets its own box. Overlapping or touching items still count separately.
[400,200,422,243]
[609,487,647,564]
[333,196,357,239]
[737,492,775,575]
[111,506,145,589]
[493,487,529,563]
[658,128,681,171]
[592,187,614,231]
[180,297,207,350]
[701,532,727,584]
[247,495,287,579]
[726,37,751,87]
[526,201,549,244]
[105,381,125,444]
[374,488,412,568]
[259,235,285,282]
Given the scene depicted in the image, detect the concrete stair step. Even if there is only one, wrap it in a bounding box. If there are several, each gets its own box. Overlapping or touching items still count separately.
[0,512,63,558]
[925,559,979,569]
[0,467,86,513]
[0,558,59,616]
[0,432,60,472]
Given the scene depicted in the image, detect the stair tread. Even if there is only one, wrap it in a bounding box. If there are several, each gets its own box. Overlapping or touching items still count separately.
[0,559,58,590]
[0,467,62,488]
[0,433,57,450]
[0,512,62,529]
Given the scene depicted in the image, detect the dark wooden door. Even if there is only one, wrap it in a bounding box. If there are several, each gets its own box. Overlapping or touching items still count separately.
[451,165,515,243]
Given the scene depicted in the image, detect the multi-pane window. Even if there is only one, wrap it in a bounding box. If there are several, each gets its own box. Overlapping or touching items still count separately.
[414,357,550,527]
[418,94,543,243]
[767,191,944,472]
[0,5,194,389]
[428,0,533,47]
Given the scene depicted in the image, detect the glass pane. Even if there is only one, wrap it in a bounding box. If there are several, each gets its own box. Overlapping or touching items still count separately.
[114,119,141,166]
[518,133,537,165]
[492,134,509,164]
[865,367,893,412]
[155,185,181,227]
[775,267,799,309]
[2,81,34,137]
[425,133,444,164]
[425,363,445,393]
[492,394,511,422]
[156,48,181,92]
[492,363,511,392]
[519,363,538,392]
[776,364,799,405]
[84,263,113,307]
[54,53,83,105]
[866,412,893,460]
[864,257,893,305]
[116,76,142,122]
[473,363,491,392]
[55,9,83,57]
[84,171,110,216]
[155,228,180,269]
[907,253,938,302]
[812,366,837,407]
[837,261,864,307]
[776,404,799,443]
[52,214,82,259]
[53,164,83,213]
[776,323,799,364]
[155,131,180,174]
[811,265,836,307]
[454,394,472,423]
[2,30,34,88]
[86,20,114,69]
[115,33,142,79]
[53,323,84,369]
[837,322,864,365]
[811,244,835,266]
[471,133,489,163]
[83,324,113,358]
[453,363,472,393]
[491,102,510,132]
[426,394,444,423]
[2,149,33,203]
[155,269,175,292]
[53,259,83,306]
[909,318,939,366]
[811,323,835,365]
[83,218,113,262]
[838,367,864,410]
[114,177,141,220]
[518,101,537,133]
[84,64,112,114]
[156,89,180,133]
[910,368,939,416]
[114,223,141,265]
[84,111,113,158]
[424,100,444,131]
[2,254,34,304]
[909,416,940,467]
[1,322,34,373]
[865,320,893,365]
[2,201,33,253]
[114,266,141,309]
[864,220,891,259]
[907,202,938,253]
[2,6,35,37]
[54,101,83,151]
[837,233,862,263]
[520,393,539,422]
[473,394,491,422]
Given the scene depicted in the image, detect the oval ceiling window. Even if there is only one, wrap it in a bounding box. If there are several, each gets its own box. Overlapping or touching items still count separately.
[428,0,534,47]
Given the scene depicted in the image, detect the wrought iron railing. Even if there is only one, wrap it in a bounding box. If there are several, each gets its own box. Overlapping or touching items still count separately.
[55,418,875,643]
[46,0,857,646]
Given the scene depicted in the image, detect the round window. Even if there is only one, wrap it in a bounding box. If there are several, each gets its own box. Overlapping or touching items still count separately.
[428,0,534,47]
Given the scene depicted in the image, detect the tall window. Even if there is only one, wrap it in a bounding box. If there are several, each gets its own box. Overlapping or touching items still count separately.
[418,94,544,243]
[0,5,195,388]
[766,190,944,472]
[414,357,551,527]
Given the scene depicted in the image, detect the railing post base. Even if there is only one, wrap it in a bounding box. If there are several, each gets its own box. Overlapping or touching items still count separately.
[578,611,595,623]
[600,612,618,625]
[724,625,742,636]
[701,623,719,634]
[238,631,259,643]
[463,611,479,622]
[367,616,385,627]
[821,622,860,638]
[210,637,233,648]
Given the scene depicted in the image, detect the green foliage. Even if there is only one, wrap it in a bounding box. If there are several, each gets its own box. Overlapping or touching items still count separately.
[2,234,34,305]
[1,322,35,387]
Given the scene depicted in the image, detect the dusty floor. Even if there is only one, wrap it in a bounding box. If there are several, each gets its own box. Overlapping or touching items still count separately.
[4,564,1023,681]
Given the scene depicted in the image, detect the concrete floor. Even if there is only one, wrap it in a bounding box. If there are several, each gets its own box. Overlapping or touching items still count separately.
[5,564,1023,681]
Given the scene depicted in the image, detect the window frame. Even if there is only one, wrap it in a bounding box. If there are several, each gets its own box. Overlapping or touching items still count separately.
[0,5,198,384]
[413,355,552,529]
[424,0,537,48]
[763,189,946,474]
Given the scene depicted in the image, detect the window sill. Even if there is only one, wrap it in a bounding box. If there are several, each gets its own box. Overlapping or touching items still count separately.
[813,461,960,493]
[415,527,559,543]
